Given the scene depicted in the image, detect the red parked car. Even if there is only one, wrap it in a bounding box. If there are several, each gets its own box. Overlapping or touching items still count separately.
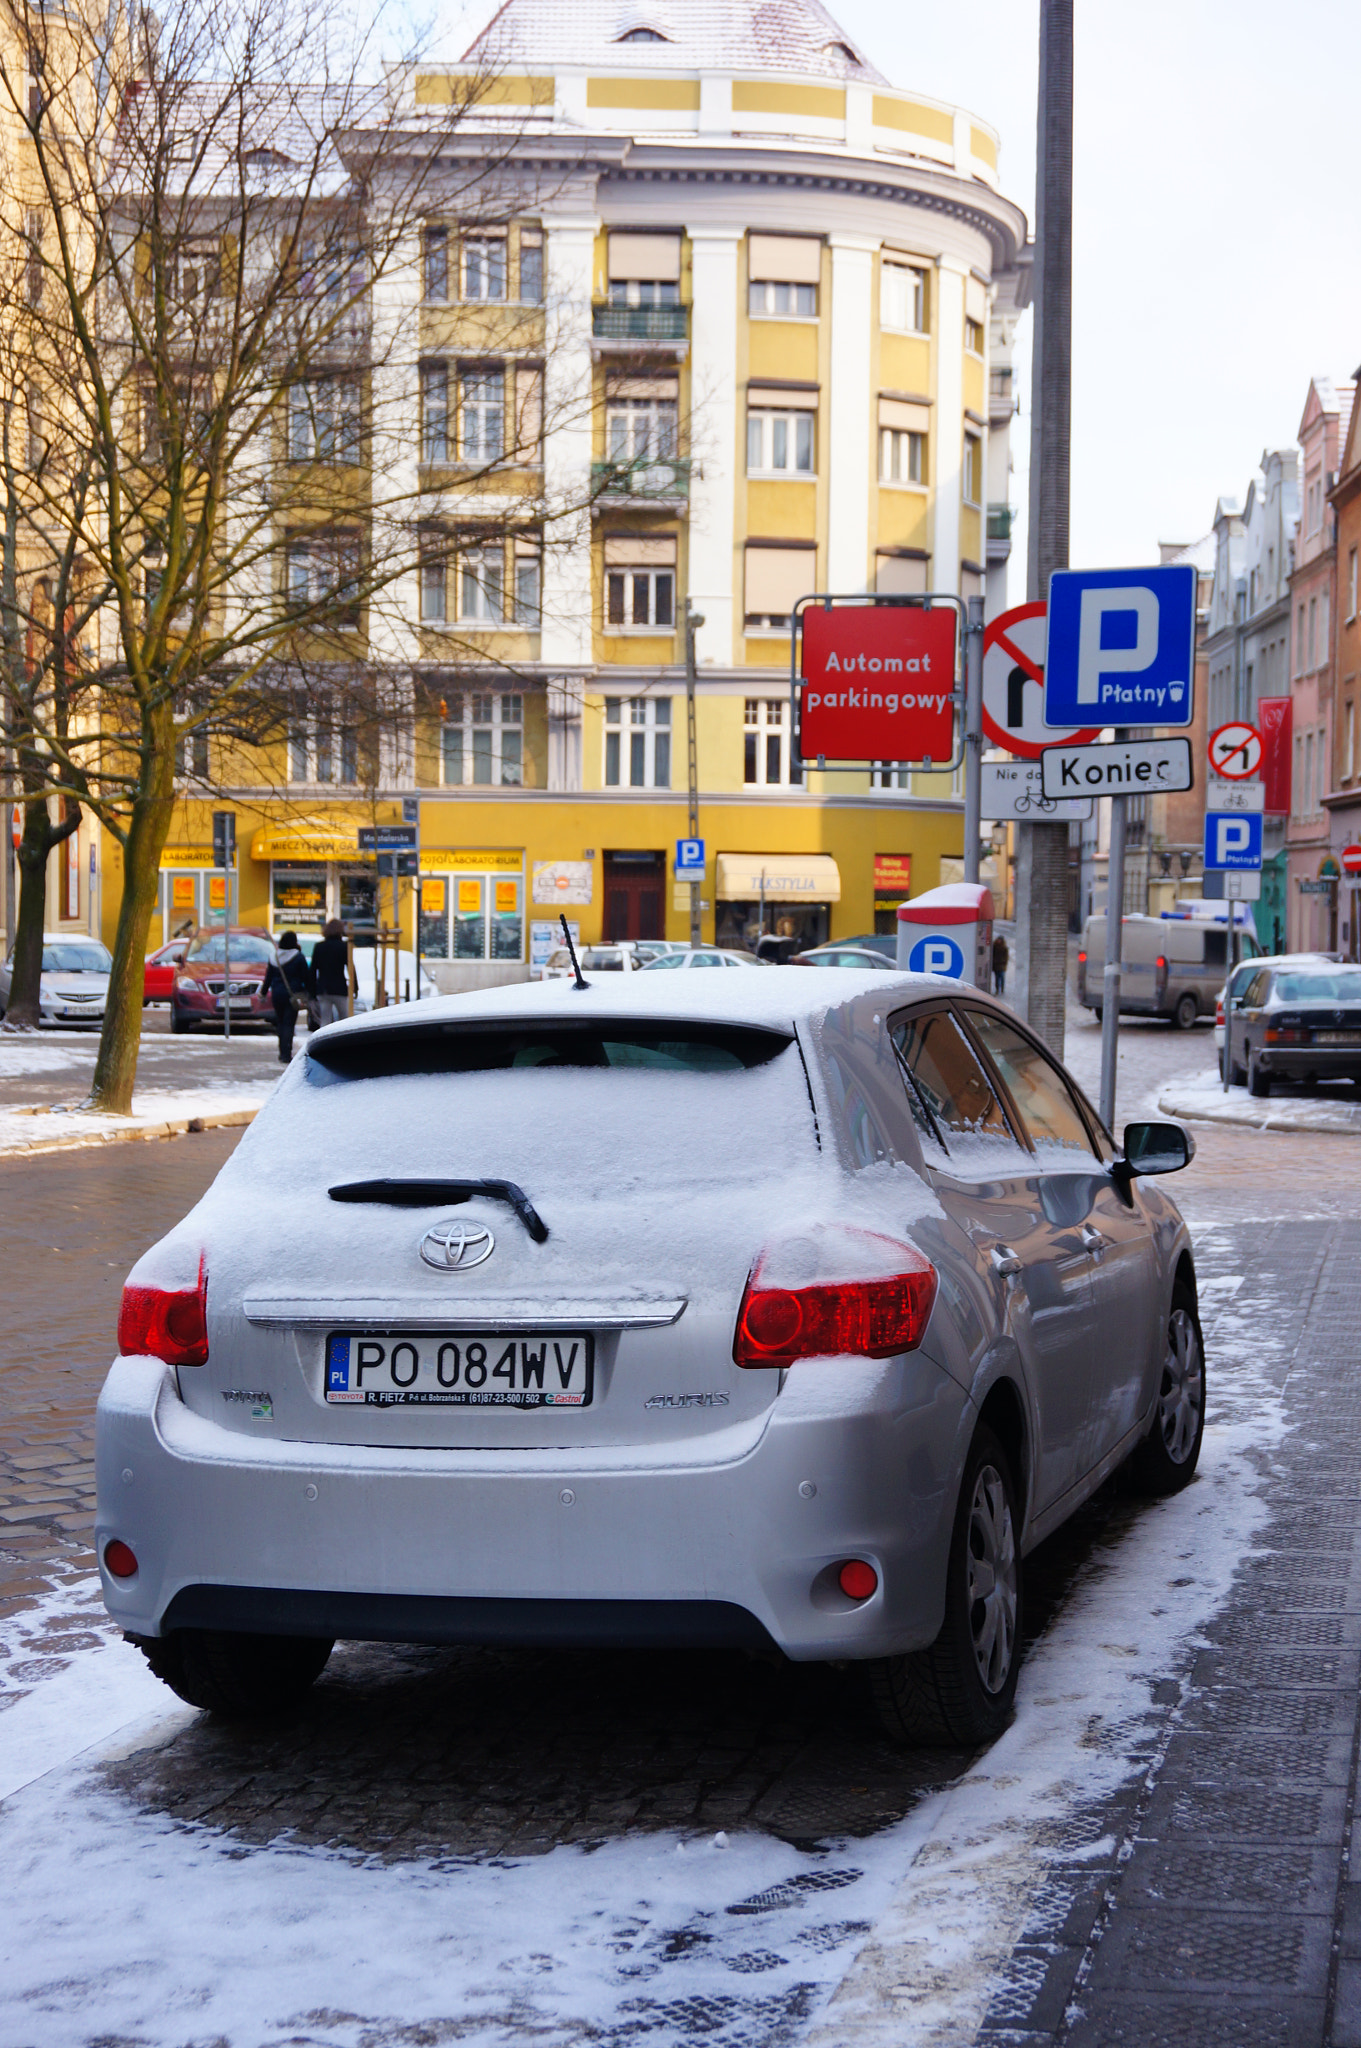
[143,938,190,1005]
[170,927,278,1033]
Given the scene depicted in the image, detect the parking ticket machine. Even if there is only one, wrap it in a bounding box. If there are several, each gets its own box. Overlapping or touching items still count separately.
[896,883,994,990]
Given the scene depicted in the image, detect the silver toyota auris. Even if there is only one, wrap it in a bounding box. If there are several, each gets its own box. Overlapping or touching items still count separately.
[96,969,1203,1745]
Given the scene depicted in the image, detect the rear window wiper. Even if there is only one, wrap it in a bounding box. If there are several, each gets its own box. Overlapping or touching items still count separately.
[329,1177,549,1244]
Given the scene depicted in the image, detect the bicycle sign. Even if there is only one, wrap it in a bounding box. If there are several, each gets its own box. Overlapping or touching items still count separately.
[981,759,1092,823]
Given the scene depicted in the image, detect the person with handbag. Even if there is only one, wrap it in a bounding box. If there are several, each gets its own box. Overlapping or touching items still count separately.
[262,931,315,1064]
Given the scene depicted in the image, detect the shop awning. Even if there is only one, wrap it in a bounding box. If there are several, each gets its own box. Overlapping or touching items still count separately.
[250,815,364,861]
[715,853,841,903]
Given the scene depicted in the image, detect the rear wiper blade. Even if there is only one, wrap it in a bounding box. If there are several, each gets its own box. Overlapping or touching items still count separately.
[328,1177,549,1244]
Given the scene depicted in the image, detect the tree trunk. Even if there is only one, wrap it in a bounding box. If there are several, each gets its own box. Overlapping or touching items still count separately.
[87,778,175,1114]
[3,801,55,1031]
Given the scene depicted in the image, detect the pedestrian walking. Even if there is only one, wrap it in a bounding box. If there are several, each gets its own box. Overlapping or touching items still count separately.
[310,917,351,1028]
[992,932,1009,996]
[262,931,314,1063]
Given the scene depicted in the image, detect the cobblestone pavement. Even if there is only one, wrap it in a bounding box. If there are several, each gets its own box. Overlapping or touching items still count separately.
[4,1055,1361,2042]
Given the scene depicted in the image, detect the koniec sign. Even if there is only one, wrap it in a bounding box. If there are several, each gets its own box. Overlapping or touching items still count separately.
[797,601,958,767]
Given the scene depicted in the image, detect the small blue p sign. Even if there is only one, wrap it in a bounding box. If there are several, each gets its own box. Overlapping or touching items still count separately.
[675,837,705,874]
[908,934,966,978]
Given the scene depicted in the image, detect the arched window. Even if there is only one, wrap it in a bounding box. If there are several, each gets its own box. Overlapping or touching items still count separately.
[618,26,667,40]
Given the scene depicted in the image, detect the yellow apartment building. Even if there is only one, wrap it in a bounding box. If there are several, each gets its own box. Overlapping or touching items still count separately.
[34,0,1029,983]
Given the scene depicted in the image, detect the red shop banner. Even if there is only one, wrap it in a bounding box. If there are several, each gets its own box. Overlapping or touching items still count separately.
[799,604,957,764]
[1256,696,1292,814]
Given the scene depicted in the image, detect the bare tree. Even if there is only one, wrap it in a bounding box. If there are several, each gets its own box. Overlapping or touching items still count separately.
[0,0,597,1108]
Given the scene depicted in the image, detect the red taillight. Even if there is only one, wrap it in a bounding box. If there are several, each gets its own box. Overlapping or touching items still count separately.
[104,1540,138,1578]
[1215,999,1224,1026]
[838,1559,878,1600]
[118,1254,208,1366]
[733,1230,937,1369]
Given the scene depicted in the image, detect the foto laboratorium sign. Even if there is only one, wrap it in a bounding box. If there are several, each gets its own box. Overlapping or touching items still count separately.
[798,604,956,764]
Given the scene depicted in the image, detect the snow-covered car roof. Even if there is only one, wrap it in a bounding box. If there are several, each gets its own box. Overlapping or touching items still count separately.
[315,963,963,1044]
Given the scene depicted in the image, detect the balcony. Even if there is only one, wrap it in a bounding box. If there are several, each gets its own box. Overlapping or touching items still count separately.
[987,503,1014,561]
[591,304,689,356]
[591,456,692,509]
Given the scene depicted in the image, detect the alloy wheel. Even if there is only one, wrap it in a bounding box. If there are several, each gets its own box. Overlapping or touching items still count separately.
[966,1463,1018,1695]
[1158,1307,1203,1464]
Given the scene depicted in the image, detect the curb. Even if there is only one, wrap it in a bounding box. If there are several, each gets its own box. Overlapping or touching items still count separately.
[0,1104,261,1161]
[1158,1090,1361,1136]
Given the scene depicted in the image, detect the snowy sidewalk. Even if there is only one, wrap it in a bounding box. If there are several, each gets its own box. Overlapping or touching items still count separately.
[0,1085,270,1159]
[1160,1065,1361,1134]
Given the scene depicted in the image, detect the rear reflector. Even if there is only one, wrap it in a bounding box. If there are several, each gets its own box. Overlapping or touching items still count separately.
[734,1229,937,1369]
[838,1559,878,1600]
[104,1540,138,1579]
[118,1254,209,1367]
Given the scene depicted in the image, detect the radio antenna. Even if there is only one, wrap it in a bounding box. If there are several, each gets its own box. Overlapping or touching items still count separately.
[559,914,589,992]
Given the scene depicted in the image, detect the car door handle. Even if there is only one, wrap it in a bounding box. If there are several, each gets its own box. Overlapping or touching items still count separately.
[991,1245,1023,1276]
[1081,1226,1107,1251]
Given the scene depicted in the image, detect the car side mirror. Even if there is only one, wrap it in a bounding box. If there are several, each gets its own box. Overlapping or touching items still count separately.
[1117,1120,1195,1180]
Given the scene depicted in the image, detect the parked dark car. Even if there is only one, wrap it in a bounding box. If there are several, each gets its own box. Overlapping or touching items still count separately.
[1224,960,1361,1095]
[792,936,898,969]
[170,928,278,1033]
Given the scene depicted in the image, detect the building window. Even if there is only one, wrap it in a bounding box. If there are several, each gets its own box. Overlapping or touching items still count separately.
[1309,596,1318,669]
[963,431,982,506]
[608,394,678,462]
[604,696,670,788]
[518,230,543,303]
[423,226,448,302]
[606,565,674,630]
[421,362,448,463]
[289,707,358,784]
[287,378,360,463]
[514,547,541,627]
[419,537,447,622]
[1347,702,1356,784]
[880,261,925,333]
[1305,729,1314,815]
[25,382,43,471]
[176,724,209,781]
[880,426,924,485]
[748,279,816,319]
[1350,548,1358,622]
[743,698,800,787]
[1297,602,1307,676]
[607,277,679,308]
[441,693,522,787]
[462,235,506,302]
[25,210,43,305]
[460,368,504,462]
[747,408,814,475]
[459,544,504,623]
[964,315,984,353]
[285,533,361,629]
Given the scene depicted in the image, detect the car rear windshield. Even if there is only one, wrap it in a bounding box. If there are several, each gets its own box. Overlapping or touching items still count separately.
[1274,971,1361,1002]
[41,943,111,972]
[308,1018,795,1081]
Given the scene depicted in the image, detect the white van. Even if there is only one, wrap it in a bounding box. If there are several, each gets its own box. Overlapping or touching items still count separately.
[1078,913,1263,1029]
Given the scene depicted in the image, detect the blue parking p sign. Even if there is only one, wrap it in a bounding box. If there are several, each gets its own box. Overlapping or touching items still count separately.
[1044,565,1196,728]
[1204,810,1263,871]
[675,837,705,874]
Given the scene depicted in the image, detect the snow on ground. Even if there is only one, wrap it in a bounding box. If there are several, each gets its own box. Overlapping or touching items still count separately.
[0,1084,271,1158]
[0,1264,1281,2048]
[0,1037,93,1079]
[1160,1064,1361,1133]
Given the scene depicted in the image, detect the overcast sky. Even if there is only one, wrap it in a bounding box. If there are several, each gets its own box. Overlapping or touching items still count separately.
[439,0,1361,598]
[835,0,1361,594]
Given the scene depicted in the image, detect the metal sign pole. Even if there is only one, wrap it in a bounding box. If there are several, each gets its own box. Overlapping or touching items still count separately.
[963,596,984,884]
[1098,739,1127,1133]
[685,605,704,947]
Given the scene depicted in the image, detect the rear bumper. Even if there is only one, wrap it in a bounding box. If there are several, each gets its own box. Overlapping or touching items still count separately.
[96,1352,968,1663]
[1254,1047,1361,1078]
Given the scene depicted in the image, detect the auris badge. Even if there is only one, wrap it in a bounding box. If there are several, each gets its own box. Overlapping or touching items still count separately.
[419,1219,495,1271]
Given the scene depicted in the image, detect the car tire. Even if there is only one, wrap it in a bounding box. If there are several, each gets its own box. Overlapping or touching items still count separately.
[869,1425,1022,1749]
[133,1628,334,1717]
[170,1009,194,1033]
[1092,1007,1103,1024]
[1172,992,1198,1031]
[1128,1283,1204,1496]
[1248,1054,1271,1097]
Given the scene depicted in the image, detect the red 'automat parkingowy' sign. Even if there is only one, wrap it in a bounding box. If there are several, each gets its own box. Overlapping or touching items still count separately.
[799,605,957,764]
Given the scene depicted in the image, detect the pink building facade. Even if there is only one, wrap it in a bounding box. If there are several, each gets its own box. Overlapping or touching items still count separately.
[1288,376,1355,951]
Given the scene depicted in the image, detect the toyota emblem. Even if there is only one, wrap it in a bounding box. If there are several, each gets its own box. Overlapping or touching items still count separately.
[419,1219,495,1271]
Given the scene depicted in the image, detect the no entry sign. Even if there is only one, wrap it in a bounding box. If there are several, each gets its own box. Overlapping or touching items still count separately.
[799,604,957,764]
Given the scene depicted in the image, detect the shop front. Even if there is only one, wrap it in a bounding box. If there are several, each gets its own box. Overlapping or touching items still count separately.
[418,850,525,979]
[158,845,235,944]
[250,815,391,937]
[873,854,913,935]
[714,853,841,954]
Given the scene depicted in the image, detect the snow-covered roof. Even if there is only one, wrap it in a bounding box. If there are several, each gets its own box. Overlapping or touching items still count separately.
[463,0,887,84]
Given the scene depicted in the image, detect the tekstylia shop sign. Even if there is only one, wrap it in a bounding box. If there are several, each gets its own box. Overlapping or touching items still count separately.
[798,605,957,765]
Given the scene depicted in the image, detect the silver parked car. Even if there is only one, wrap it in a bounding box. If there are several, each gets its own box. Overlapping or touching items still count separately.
[1224,959,1361,1095]
[97,970,1202,1745]
[0,934,113,1026]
